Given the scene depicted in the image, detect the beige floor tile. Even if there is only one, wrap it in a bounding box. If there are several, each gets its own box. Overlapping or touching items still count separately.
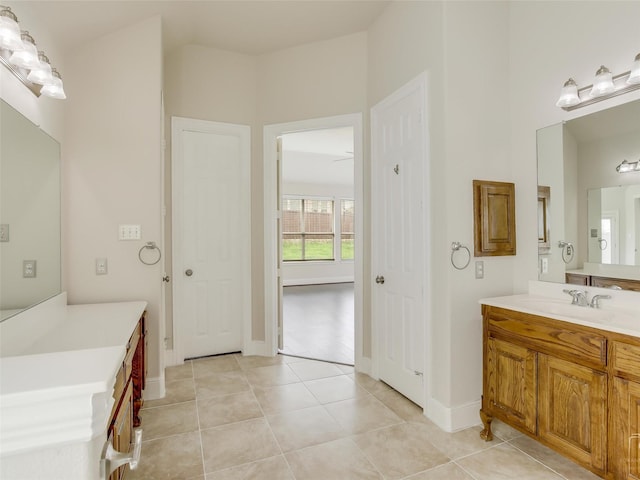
[407,462,475,479]
[304,375,368,404]
[285,438,382,480]
[253,383,319,414]
[353,422,451,479]
[193,355,241,378]
[205,455,294,480]
[337,364,355,374]
[235,354,286,370]
[510,435,602,479]
[201,418,281,473]
[457,443,564,479]
[416,423,502,460]
[140,401,199,440]
[349,372,392,396]
[244,364,301,387]
[373,388,428,423]
[323,394,403,434]
[198,391,263,429]
[127,431,203,480]
[287,359,344,381]
[143,377,196,408]
[491,418,524,441]
[165,362,193,381]
[267,405,346,452]
[195,370,250,399]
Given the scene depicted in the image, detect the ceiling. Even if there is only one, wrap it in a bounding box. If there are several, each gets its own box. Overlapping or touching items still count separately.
[18,1,390,56]
[282,127,354,187]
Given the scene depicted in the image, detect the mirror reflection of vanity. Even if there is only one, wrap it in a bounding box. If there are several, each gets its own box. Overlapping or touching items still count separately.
[0,99,61,321]
[537,99,640,290]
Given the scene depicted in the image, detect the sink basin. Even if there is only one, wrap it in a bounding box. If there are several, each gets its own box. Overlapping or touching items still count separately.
[511,297,614,322]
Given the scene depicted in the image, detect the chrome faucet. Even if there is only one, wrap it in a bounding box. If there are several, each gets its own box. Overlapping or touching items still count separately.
[589,294,611,309]
[562,289,589,306]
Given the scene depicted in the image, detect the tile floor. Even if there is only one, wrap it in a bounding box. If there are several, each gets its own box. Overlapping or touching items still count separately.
[281,283,354,365]
[128,353,601,480]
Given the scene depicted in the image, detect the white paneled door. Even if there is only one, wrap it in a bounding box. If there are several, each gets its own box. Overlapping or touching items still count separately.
[371,75,428,407]
[172,117,251,361]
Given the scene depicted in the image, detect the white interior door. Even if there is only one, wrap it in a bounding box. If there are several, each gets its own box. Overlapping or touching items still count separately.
[172,117,251,361]
[371,75,427,407]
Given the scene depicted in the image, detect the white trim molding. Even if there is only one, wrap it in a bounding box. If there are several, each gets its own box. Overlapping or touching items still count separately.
[263,113,364,365]
[426,397,482,433]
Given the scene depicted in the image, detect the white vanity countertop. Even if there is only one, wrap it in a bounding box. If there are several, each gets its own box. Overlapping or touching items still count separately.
[0,298,147,456]
[480,286,640,338]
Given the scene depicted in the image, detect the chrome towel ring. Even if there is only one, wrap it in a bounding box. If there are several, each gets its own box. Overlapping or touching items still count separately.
[138,241,161,265]
[451,242,471,270]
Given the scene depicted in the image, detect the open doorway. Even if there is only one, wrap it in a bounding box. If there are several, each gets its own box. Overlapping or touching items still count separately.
[263,114,363,370]
[280,128,355,364]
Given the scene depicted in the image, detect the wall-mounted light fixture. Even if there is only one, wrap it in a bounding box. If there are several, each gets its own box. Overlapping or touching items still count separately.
[616,159,640,174]
[0,5,65,99]
[556,53,640,111]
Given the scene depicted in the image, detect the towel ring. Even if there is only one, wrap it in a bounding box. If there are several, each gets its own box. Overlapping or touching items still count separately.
[598,238,607,251]
[138,241,161,265]
[451,242,471,270]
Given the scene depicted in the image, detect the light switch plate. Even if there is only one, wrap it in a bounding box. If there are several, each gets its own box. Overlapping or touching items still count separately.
[0,224,9,242]
[119,224,141,240]
[23,260,36,278]
[96,258,108,275]
[475,261,484,279]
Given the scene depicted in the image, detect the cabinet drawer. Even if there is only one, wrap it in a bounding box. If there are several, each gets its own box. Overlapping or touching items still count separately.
[488,312,607,367]
[124,323,141,380]
[591,276,640,292]
[611,341,640,379]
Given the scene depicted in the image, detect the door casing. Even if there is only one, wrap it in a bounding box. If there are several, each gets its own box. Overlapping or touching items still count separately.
[263,114,364,367]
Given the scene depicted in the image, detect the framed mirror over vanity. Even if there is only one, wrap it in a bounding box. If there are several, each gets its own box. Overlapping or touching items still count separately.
[537,98,640,291]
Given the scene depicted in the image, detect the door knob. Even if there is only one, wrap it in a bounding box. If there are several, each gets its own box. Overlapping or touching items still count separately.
[375,275,385,284]
[185,269,193,277]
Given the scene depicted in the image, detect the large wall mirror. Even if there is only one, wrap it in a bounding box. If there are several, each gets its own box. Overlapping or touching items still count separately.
[537,99,640,283]
[0,99,61,321]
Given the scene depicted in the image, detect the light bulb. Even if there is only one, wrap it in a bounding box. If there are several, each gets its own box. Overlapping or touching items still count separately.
[590,65,615,97]
[556,78,581,107]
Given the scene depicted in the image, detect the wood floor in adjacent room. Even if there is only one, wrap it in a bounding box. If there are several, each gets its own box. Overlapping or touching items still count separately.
[280,282,355,365]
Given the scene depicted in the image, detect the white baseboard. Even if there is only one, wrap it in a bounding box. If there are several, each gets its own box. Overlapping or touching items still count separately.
[243,340,271,357]
[143,375,166,401]
[426,397,482,432]
[283,276,354,287]
[164,349,182,368]
[355,355,372,376]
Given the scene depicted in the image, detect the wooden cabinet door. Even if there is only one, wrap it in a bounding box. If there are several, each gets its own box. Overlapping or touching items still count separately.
[538,354,607,474]
[612,377,640,479]
[110,381,133,480]
[487,337,537,434]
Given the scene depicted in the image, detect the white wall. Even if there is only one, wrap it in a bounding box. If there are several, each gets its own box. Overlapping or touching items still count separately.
[63,17,164,386]
[163,44,257,346]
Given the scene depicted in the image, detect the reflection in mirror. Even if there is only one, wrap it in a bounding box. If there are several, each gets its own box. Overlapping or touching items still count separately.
[537,99,640,283]
[0,99,61,321]
[588,185,640,266]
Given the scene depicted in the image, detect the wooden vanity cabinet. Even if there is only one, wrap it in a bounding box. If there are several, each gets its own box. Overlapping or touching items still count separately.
[108,313,146,480]
[479,305,631,478]
[565,273,640,292]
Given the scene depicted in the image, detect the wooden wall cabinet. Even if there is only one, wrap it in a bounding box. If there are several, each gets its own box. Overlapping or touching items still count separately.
[108,313,146,480]
[480,305,640,479]
[473,180,516,257]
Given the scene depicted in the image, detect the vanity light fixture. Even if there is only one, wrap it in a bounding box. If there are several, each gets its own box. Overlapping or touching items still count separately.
[556,53,640,111]
[616,159,640,174]
[629,53,640,85]
[41,68,66,99]
[590,65,615,97]
[0,6,22,51]
[9,31,38,69]
[0,4,65,98]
